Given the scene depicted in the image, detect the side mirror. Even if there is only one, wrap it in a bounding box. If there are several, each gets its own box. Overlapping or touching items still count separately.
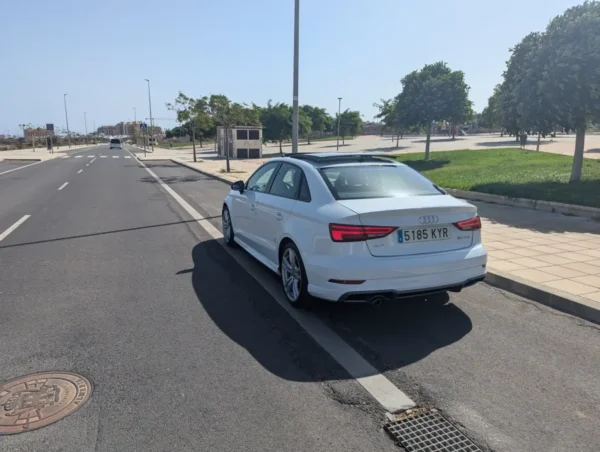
[231,180,245,193]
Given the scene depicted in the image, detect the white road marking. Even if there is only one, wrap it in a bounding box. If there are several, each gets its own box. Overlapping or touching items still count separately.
[86,164,89,167]
[57,182,69,191]
[61,156,69,159]
[87,155,95,158]
[112,156,119,159]
[124,156,131,159]
[129,149,416,414]
[0,215,31,243]
[0,161,44,176]
[100,156,107,158]
[75,155,82,158]
[90,158,96,163]
[77,169,83,174]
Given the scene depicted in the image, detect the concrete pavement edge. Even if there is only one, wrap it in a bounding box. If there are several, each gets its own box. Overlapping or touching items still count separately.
[168,157,600,326]
[446,188,600,221]
[485,270,600,325]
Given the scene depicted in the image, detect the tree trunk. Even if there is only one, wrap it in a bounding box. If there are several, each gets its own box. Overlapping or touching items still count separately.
[451,124,456,140]
[342,135,345,145]
[307,133,311,145]
[536,131,541,152]
[396,133,400,147]
[192,128,197,162]
[569,126,586,183]
[400,130,404,139]
[279,138,283,155]
[425,123,432,160]
[199,133,203,148]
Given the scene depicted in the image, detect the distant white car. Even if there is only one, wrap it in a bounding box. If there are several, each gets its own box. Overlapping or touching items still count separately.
[109,138,122,149]
[222,153,487,308]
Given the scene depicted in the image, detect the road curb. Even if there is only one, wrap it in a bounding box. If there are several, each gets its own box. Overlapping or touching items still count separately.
[485,270,600,325]
[0,158,42,162]
[170,158,234,185]
[446,188,600,221]
[170,157,600,325]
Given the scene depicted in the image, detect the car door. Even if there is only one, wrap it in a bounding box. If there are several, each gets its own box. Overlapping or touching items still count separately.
[232,162,279,249]
[254,163,303,265]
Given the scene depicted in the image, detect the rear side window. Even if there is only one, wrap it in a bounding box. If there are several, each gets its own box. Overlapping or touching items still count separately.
[110,139,120,144]
[320,165,440,200]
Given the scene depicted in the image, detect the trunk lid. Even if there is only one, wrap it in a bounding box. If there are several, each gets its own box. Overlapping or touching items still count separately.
[338,195,477,257]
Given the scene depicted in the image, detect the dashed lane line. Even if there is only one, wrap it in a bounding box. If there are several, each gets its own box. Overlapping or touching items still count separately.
[78,169,83,174]
[57,182,69,191]
[128,148,416,414]
[0,215,31,243]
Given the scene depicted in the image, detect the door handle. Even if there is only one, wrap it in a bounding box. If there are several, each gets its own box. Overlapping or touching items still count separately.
[250,203,256,211]
[275,212,283,221]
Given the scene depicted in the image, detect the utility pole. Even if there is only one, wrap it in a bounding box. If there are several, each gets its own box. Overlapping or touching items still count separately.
[291,0,300,154]
[84,112,88,143]
[144,79,154,153]
[64,94,71,148]
[93,120,96,144]
[133,108,137,145]
[336,97,342,151]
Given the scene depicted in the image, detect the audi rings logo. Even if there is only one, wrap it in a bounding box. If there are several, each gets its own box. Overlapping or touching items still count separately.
[419,215,439,225]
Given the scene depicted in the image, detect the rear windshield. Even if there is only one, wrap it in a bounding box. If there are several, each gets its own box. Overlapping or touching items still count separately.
[110,139,120,144]
[320,164,441,200]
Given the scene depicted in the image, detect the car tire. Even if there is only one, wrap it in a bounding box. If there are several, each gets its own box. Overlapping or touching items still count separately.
[222,205,237,247]
[280,241,311,309]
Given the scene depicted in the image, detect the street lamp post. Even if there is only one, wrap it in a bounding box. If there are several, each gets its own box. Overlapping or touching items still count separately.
[336,97,342,151]
[84,112,88,144]
[64,94,71,148]
[133,107,137,146]
[291,0,300,154]
[93,120,96,144]
[144,79,155,153]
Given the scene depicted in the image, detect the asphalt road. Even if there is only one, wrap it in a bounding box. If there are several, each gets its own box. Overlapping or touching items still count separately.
[1,146,599,452]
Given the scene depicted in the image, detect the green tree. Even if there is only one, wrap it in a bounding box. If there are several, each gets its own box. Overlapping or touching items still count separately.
[335,109,363,145]
[397,62,472,159]
[540,1,600,182]
[301,105,331,144]
[261,101,292,154]
[167,92,213,161]
[374,98,407,146]
[480,84,503,132]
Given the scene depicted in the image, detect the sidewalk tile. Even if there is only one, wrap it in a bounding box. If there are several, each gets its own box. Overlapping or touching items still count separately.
[507,257,550,268]
[488,261,526,272]
[524,237,558,245]
[551,243,588,252]
[533,254,578,265]
[489,250,523,260]
[584,292,600,303]
[508,268,562,283]
[547,235,579,243]
[527,245,570,254]
[554,252,597,263]
[580,249,600,259]
[484,242,517,250]
[505,248,545,257]
[563,262,600,275]
[543,279,598,296]
[502,239,542,247]
[537,266,586,278]
[571,275,600,289]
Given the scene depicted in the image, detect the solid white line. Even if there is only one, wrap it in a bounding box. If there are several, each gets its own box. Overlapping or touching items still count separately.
[0,161,44,176]
[129,149,416,413]
[57,182,69,191]
[0,215,30,243]
[77,169,83,174]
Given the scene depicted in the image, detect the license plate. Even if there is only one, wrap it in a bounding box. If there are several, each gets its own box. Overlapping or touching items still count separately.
[398,227,450,243]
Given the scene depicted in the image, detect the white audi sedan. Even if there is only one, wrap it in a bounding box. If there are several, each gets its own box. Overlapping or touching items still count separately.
[222,153,487,308]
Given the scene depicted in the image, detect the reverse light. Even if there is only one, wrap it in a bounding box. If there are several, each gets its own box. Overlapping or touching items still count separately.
[454,216,482,231]
[329,224,398,242]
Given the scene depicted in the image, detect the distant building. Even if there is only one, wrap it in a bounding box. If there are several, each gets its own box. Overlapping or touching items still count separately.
[217,126,263,159]
[97,125,117,136]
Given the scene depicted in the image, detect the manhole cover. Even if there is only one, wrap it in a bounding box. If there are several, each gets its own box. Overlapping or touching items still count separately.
[385,408,482,452]
[0,372,92,435]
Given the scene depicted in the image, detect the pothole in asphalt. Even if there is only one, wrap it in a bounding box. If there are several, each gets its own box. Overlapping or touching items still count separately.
[385,408,482,451]
[0,371,92,435]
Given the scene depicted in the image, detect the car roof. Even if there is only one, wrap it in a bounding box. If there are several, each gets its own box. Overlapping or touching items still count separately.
[280,152,404,168]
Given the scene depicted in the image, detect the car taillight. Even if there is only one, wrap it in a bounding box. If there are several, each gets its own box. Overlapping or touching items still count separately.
[329,224,397,242]
[454,215,482,231]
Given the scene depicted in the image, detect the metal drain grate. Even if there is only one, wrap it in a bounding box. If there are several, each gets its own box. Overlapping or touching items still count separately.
[385,408,482,452]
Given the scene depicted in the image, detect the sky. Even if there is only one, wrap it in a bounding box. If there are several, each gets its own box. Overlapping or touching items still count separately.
[0,0,583,135]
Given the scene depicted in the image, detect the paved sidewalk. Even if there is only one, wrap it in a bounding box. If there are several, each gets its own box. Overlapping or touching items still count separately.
[0,144,93,161]
[133,149,600,319]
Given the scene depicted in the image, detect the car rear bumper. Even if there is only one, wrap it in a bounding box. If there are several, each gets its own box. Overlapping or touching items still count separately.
[305,244,487,302]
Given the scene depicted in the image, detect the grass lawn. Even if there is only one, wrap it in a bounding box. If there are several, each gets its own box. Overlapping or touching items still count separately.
[395,148,600,209]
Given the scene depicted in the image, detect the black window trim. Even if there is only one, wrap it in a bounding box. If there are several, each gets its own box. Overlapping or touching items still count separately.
[298,172,312,203]
[245,162,281,193]
[266,162,306,201]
